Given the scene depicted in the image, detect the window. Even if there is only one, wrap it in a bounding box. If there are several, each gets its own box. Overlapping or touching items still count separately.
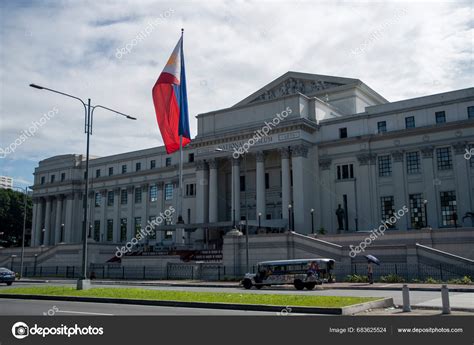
[377,121,387,133]
[121,164,127,174]
[165,183,173,200]
[436,147,452,170]
[406,152,420,174]
[409,194,425,229]
[435,111,446,124]
[150,160,156,169]
[120,218,127,242]
[339,127,347,138]
[336,164,354,180]
[380,196,395,228]
[94,220,100,242]
[265,173,270,189]
[185,183,195,196]
[166,157,172,167]
[41,176,45,185]
[149,185,158,202]
[134,217,141,236]
[469,144,474,168]
[61,173,66,182]
[51,175,55,183]
[240,175,246,191]
[135,162,141,171]
[107,191,114,206]
[120,189,128,204]
[468,106,474,119]
[109,167,114,176]
[440,191,457,226]
[106,219,113,241]
[164,230,173,239]
[135,187,142,204]
[378,155,392,177]
[95,169,101,178]
[405,116,415,129]
[148,216,157,239]
[95,192,101,207]
[188,153,194,163]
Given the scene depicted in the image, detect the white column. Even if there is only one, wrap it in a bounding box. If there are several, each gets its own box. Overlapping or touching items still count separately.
[113,187,121,242]
[127,186,134,239]
[391,151,409,230]
[99,189,107,242]
[64,193,74,243]
[318,158,333,232]
[280,148,291,224]
[291,145,311,234]
[32,198,42,246]
[208,159,218,223]
[256,151,266,222]
[54,195,64,244]
[453,142,471,224]
[195,160,209,224]
[421,146,438,227]
[141,183,149,230]
[44,197,52,245]
[232,158,241,222]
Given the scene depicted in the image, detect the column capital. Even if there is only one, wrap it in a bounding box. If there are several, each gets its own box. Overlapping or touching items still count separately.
[114,187,121,193]
[452,141,467,155]
[140,183,149,190]
[291,144,308,158]
[421,146,434,158]
[232,157,240,167]
[279,147,291,159]
[319,157,332,170]
[100,189,107,195]
[391,150,404,162]
[196,159,207,171]
[127,185,134,193]
[57,194,65,201]
[208,158,218,169]
[255,151,265,163]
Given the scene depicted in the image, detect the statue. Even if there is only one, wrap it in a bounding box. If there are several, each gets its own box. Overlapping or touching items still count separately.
[335,204,345,231]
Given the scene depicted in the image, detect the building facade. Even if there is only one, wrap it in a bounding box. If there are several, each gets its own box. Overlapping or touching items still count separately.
[30,72,474,249]
[0,176,13,189]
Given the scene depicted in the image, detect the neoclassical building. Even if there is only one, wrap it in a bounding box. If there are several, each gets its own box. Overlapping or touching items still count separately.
[30,72,474,250]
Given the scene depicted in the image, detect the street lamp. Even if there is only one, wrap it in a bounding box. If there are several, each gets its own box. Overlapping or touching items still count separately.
[288,204,292,231]
[60,224,65,243]
[41,228,45,246]
[310,208,314,234]
[423,199,429,228]
[33,253,38,276]
[30,83,137,290]
[258,212,262,229]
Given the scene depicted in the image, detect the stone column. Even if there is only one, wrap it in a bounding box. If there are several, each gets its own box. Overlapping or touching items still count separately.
[127,186,134,239]
[291,145,310,233]
[64,193,74,243]
[208,159,218,223]
[256,151,266,222]
[32,198,42,247]
[232,158,241,222]
[280,148,291,224]
[44,197,52,245]
[452,142,471,223]
[421,146,438,227]
[100,189,107,242]
[141,183,149,230]
[195,160,209,224]
[113,187,121,242]
[391,150,409,230]
[54,195,64,244]
[319,157,332,232]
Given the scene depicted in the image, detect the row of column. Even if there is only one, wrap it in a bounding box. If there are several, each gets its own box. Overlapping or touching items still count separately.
[31,193,76,246]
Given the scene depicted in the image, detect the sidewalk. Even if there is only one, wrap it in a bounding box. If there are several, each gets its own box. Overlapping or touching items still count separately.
[15,278,474,292]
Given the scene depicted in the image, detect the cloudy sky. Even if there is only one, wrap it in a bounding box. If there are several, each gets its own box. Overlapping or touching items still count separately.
[0,0,472,188]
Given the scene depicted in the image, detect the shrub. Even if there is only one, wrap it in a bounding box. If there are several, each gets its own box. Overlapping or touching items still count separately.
[410,278,421,283]
[345,274,368,283]
[318,227,326,235]
[424,277,441,284]
[379,274,405,283]
[446,276,472,285]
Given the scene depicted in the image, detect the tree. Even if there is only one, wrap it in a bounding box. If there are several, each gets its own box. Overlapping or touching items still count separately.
[0,189,32,247]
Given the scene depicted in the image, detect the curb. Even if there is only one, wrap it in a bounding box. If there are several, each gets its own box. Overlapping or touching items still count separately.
[326,286,474,293]
[0,294,393,315]
[410,305,474,313]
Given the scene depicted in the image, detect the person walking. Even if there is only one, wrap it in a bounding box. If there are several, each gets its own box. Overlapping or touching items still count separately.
[367,262,374,284]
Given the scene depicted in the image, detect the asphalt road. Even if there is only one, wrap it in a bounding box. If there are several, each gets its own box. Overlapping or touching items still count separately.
[0,281,472,313]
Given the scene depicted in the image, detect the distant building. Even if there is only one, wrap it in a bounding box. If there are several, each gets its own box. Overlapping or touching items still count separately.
[0,176,13,190]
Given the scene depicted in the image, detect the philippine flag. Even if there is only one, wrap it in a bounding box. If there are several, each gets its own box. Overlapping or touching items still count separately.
[152,34,191,154]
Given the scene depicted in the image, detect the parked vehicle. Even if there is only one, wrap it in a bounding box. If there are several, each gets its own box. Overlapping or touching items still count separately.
[241,258,335,290]
[0,267,15,286]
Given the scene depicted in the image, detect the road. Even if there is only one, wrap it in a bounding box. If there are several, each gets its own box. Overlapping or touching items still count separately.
[0,281,472,315]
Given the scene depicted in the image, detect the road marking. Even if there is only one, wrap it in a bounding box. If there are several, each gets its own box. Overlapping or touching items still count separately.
[56,310,113,316]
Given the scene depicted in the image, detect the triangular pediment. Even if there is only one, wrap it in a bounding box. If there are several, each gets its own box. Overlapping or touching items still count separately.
[234,71,359,107]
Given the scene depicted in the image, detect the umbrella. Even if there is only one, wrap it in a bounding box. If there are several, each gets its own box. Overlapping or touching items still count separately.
[364,254,380,265]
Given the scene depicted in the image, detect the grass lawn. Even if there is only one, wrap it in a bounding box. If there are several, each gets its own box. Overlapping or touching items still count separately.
[0,286,379,308]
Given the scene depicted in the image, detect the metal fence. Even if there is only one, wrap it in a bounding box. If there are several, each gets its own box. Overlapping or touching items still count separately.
[7,261,473,282]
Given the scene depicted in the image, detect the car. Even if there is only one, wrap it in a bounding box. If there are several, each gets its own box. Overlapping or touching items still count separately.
[0,267,16,286]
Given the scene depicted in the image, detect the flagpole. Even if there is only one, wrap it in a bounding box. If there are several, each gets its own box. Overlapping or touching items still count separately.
[177,28,185,246]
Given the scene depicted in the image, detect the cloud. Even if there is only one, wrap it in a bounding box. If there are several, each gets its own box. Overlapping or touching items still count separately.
[0,0,472,186]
